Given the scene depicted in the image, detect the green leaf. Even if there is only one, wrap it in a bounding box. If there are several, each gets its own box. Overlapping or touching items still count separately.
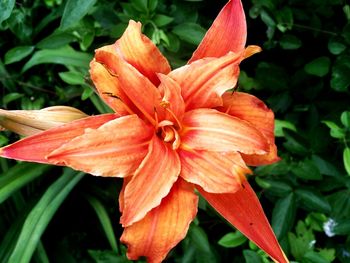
[82,85,94,100]
[153,14,174,27]
[84,195,119,253]
[333,219,350,235]
[0,134,9,146]
[172,23,206,45]
[188,224,211,253]
[292,159,322,181]
[276,7,293,32]
[148,0,158,12]
[4,46,35,65]
[328,39,346,55]
[2,92,24,105]
[311,155,342,177]
[260,9,276,27]
[303,251,329,263]
[322,120,346,139]
[272,193,296,239]
[0,0,15,23]
[318,248,336,262]
[274,119,297,137]
[0,163,50,204]
[58,71,85,85]
[283,129,309,155]
[0,59,15,90]
[130,0,148,13]
[340,111,350,127]
[238,71,258,91]
[288,221,315,260]
[331,62,350,92]
[36,31,76,49]
[243,250,263,263]
[8,169,84,263]
[343,4,350,20]
[304,57,331,77]
[255,177,292,197]
[60,0,97,31]
[296,189,331,213]
[218,231,247,248]
[0,200,33,262]
[305,212,327,232]
[343,147,350,175]
[327,190,350,220]
[279,34,302,50]
[22,46,92,73]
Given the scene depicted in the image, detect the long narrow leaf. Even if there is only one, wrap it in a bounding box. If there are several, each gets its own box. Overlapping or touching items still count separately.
[84,194,119,253]
[0,163,50,204]
[22,46,92,73]
[8,168,85,263]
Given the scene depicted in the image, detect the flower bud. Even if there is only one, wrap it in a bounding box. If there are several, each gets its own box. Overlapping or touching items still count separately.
[0,106,88,136]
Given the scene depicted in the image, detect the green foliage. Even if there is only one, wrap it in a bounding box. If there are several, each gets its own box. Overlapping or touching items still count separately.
[0,0,350,262]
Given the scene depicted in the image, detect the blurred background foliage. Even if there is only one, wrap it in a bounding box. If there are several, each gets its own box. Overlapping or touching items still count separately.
[0,0,350,262]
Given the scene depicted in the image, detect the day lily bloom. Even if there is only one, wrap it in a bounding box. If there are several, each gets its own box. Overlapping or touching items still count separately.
[0,0,288,262]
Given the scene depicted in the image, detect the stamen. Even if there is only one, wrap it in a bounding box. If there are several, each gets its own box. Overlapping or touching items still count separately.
[160,100,170,108]
[158,120,174,127]
[154,108,159,129]
[163,126,175,142]
[171,127,181,150]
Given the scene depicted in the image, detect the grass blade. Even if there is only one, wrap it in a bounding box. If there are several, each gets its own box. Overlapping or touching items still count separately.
[0,163,50,204]
[84,194,119,253]
[8,168,85,263]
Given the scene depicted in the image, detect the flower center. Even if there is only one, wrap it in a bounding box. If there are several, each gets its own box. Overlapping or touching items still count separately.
[156,120,181,150]
[155,101,181,150]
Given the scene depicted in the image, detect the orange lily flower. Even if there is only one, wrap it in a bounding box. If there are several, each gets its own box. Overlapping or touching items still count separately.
[0,0,288,262]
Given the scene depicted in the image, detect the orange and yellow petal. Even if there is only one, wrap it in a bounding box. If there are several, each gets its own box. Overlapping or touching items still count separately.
[0,114,118,163]
[170,52,241,111]
[221,92,280,165]
[178,149,251,193]
[189,0,247,63]
[47,115,153,177]
[197,180,289,263]
[90,60,136,115]
[95,49,163,125]
[120,135,180,227]
[120,178,198,263]
[181,108,269,154]
[157,73,185,123]
[115,20,171,85]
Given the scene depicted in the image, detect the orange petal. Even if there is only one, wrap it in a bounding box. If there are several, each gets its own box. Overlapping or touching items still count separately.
[157,73,185,123]
[170,52,241,110]
[178,149,251,193]
[90,60,137,115]
[115,20,171,85]
[181,109,269,154]
[121,178,198,263]
[189,0,247,63]
[47,115,154,177]
[95,49,163,125]
[0,114,118,163]
[221,92,280,165]
[197,180,289,263]
[121,135,180,226]
[119,176,131,213]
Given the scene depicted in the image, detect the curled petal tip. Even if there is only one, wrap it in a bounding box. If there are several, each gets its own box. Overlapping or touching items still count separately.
[244,45,262,59]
